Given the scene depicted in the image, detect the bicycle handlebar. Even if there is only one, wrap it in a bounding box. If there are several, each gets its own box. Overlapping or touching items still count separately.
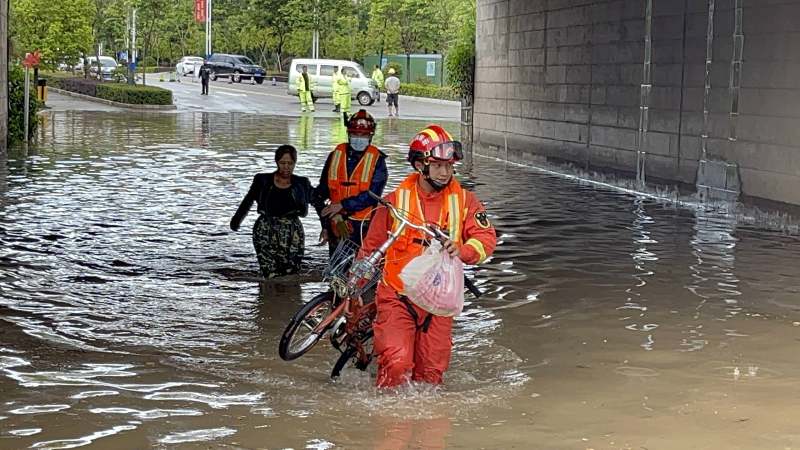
[368,190,483,298]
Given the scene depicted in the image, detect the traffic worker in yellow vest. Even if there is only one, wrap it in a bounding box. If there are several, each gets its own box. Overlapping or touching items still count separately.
[371,65,384,102]
[317,109,388,254]
[332,66,343,113]
[337,69,353,114]
[295,65,315,112]
[358,124,497,388]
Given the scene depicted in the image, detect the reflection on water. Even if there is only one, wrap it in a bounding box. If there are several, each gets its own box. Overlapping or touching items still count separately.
[1,111,800,448]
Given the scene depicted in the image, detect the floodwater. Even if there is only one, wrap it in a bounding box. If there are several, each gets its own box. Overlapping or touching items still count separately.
[1,111,800,449]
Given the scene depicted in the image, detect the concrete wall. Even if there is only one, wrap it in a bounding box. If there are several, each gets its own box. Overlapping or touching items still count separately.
[475,0,800,205]
[0,0,7,152]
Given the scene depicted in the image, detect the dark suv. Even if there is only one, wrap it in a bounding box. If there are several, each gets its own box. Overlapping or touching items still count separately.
[207,53,266,84]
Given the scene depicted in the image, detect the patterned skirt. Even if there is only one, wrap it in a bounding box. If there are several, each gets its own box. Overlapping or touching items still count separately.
[252,215,305,278]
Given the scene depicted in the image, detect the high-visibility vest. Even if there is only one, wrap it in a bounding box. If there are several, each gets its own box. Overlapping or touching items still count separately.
[327,143,382,221]
[383,173,467,294]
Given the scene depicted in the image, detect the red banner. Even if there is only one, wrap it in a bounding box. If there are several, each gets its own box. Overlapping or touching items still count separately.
[194,0,206,23]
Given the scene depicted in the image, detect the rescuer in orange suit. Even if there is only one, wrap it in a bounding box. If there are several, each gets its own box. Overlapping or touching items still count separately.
[358,125,497,388]
[317,109,388,254]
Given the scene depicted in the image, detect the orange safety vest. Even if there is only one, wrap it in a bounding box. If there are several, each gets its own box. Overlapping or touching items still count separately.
[383,173,467,294]
[327,144,382,221]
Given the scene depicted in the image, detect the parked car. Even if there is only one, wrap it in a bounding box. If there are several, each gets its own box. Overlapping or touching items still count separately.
[287,58,378,106]
[85,56,119,81]
[176,56,204,76]
[206,53,266,84]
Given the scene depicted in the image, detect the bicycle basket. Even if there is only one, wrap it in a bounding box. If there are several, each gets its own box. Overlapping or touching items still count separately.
[323,239,360,281]
[324,239,382,299]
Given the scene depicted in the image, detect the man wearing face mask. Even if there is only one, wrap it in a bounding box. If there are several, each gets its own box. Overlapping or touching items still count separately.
[358,124,497,388]
[317,109,388,255]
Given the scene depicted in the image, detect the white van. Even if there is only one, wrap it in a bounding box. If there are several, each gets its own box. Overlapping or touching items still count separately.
[288,58,379,106]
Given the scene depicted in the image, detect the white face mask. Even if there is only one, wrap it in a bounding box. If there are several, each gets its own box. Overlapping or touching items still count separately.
[349,136,370,152]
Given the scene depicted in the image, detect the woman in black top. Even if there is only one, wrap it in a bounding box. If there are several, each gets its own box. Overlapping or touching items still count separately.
[230,145,318,278]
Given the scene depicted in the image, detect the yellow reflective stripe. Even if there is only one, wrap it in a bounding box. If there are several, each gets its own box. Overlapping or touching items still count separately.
[394,188,410,232]
[360,152,374,184]
[447,193,460,242]
[465,238,487,263]
[329,150,342,181]
[421,128,439,142]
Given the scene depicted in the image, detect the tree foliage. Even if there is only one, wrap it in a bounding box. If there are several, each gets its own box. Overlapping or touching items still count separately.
[10,0,94,68]
[10,0,477,94]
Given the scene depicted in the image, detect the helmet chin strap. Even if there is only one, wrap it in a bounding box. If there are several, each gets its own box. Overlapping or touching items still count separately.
[418,165,449,191]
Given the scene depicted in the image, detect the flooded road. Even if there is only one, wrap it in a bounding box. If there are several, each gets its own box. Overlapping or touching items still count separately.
[2,111,800,449]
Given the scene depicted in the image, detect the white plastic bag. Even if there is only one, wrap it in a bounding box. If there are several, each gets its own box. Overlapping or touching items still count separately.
[400,241,465,317]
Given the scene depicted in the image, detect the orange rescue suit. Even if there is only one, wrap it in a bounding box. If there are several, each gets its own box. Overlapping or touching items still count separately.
[360,172,497,388]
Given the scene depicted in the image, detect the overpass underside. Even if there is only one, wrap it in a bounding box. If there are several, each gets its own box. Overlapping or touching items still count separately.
[475,0,800,205]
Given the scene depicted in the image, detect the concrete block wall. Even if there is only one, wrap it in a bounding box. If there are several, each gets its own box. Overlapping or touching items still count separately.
[475,0,800,206]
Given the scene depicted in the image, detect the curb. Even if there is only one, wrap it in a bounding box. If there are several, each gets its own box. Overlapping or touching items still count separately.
[397,94,461,106]
[49,87,177,111]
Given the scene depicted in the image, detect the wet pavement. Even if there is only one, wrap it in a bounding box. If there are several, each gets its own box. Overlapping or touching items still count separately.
[1,110,800,449]
[158,75,461,121]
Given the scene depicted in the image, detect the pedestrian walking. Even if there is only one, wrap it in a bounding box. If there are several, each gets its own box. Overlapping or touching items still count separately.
[230,145,322,278]
[295,65,315,112]
[384,68,400,117]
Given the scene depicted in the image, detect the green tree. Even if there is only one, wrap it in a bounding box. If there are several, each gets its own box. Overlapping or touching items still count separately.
[445,0,475,102]
[10,0,94,68]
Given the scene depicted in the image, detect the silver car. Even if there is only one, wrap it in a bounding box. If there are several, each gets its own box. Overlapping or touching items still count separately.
[86,56,119,81]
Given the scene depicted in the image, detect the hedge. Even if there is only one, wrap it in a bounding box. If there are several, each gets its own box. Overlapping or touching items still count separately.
[96,84,173,105]
[8,65,41,143]
[43,75,173,105]
[400,83,458,101]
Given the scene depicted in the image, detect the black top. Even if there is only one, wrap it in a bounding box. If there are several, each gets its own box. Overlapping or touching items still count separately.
[230,172,320,230]
[266,185,296,218]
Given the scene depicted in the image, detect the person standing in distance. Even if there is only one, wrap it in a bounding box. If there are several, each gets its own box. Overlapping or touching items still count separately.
[371,65,384,103]
[384,68,401,117]
[295,65,315,112]
[199,60,211,95]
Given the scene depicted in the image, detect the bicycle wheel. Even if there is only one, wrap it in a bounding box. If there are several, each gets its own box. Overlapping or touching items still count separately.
[330,330,373,379]
[278,291,336,361]
[330,346,357,379]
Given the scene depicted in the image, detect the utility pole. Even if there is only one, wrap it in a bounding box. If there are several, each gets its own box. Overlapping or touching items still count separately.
[205,0,212,58]
[127,8,136,84]
[311,0,319,58]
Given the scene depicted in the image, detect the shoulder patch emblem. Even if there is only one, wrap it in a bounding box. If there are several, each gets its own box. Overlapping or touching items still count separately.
[475,211,491,228]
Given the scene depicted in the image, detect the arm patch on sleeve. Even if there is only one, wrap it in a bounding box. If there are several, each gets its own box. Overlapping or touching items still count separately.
[475,211,491,229]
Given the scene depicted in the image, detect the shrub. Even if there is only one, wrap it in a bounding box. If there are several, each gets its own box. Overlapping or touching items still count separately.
[59,78,100,97]
[8,65,42,143]
[43,74,173,105]
[95,84,173,105]
[400,83,457,101]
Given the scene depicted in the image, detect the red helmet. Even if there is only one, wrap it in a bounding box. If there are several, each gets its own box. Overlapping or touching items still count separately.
[346,109,376,136]
[407,125,463,166]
